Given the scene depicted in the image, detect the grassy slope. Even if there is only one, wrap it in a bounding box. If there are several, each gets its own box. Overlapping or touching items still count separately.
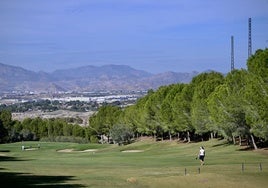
[0,139,268,188]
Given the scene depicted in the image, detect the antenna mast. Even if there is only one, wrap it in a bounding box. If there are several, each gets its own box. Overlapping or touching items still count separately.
[231,36,234,71]
[248,18,252,58]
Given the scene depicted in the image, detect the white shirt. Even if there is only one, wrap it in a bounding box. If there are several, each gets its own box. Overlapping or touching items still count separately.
[199,148,205,156]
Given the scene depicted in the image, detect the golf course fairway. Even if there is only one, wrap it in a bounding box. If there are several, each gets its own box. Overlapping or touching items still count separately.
[1,139,267,187]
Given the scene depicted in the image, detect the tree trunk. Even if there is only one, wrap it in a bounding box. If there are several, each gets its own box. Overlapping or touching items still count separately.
[232,135,236,145]
[239,136,242,146]
[210,132,214,139]
[177,132,180,140]
[250,134,258,150]
[169,130,172,141]
[100,135,104,144]
[187,131,191,143]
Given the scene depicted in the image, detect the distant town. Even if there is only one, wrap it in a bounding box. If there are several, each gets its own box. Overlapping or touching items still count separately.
[0,90,147,106]
[0,90,147,125]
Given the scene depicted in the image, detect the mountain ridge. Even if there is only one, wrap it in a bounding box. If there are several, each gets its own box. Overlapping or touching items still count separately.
[0,63,198,93]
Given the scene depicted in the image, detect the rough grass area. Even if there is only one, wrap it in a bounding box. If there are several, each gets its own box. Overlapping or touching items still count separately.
[0,139,268,187]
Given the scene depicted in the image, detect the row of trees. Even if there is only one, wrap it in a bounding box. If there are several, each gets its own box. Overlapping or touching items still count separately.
[0,99,99,112]
[89,49,268,148]
[1,49,267,148]
[0,111,89,143]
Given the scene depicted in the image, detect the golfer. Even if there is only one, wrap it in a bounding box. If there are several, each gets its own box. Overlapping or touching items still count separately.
[198,146,205,165]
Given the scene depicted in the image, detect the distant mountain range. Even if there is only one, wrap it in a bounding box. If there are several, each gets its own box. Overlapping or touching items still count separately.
[0,63,198,93]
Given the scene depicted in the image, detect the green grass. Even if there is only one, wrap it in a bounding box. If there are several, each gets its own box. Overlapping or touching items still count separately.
[1,139,268,187]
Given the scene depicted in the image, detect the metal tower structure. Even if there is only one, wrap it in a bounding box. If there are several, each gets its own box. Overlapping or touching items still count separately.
[248,18,252,58]
[231,36,234,71]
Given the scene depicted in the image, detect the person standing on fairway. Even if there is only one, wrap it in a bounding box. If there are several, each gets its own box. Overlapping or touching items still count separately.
[198,146,205,165]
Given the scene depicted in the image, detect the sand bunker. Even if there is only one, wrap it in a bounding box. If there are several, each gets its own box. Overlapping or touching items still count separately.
[57,149,74,152]
[121,150,144,153]
[24,148,38,151]
[79,149,98,152]
[57,149,143,153]
[57,149,98,153]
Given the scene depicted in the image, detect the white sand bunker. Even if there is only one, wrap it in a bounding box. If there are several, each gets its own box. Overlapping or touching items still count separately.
[57,149,98,153]
[25,148,38,151]
[0,153,7,156]
[122,150,144,153]
[57,149,74,152]
[79,149,98,153]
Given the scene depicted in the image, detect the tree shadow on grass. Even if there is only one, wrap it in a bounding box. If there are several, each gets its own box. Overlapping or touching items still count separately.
[0,156,86,187]
[0,171,86,187]
[211,142,229,147]
[0,149,10,152]
[0,155,32,162]
[237,146,253,151]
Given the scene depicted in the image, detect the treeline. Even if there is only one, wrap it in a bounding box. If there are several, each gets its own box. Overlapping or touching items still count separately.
[89,49,268,148]
[1,49,268,148]
[0,99,99,112]
[0,111,90,143]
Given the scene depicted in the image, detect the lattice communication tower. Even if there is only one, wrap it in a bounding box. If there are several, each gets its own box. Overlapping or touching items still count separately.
[248,18,252,58]
[231,36,234,71]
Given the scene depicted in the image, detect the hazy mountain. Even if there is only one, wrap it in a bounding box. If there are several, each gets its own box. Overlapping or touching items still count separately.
[0,63,42,81]
[0,63,198,93]
[0,63,51,92]
[144,71,198,86]
[51,64,152,80]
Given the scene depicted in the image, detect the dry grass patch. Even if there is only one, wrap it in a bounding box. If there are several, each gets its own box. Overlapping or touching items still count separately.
[254,148,268,156]
[126,177,137,184]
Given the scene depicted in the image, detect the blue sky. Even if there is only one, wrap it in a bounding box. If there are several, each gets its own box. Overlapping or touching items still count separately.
[0,0,268,74]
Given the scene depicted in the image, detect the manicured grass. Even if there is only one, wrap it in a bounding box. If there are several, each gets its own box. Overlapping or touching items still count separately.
[0,139,268,187]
